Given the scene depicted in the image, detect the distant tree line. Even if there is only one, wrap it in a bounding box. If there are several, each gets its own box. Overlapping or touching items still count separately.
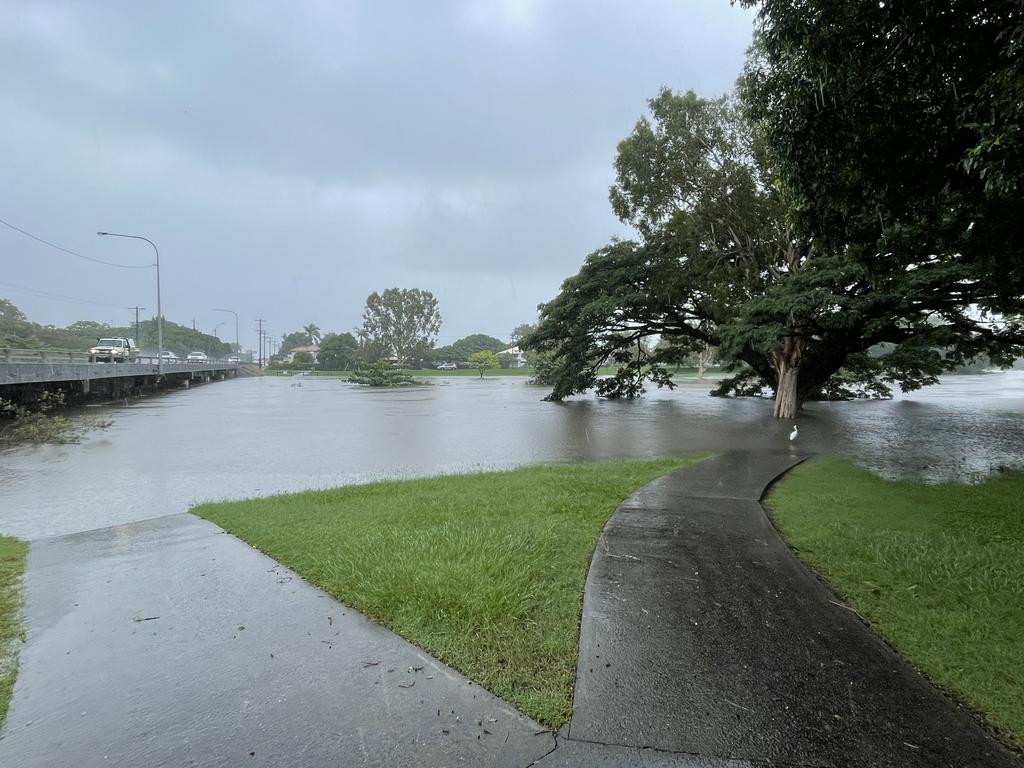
[0,297,233,359]
[273,289,544,372]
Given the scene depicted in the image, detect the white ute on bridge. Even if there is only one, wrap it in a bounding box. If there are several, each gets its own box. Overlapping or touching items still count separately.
[88,337,139,363]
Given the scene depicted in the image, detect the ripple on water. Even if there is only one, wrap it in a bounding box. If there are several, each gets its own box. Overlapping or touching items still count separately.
[0,371,1022,539]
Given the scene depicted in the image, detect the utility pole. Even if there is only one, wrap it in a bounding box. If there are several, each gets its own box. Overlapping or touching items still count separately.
[256,318,265,368]
[132,306,146,346]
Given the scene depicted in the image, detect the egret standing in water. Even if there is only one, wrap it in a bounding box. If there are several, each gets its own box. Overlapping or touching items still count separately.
[789,425,798,441]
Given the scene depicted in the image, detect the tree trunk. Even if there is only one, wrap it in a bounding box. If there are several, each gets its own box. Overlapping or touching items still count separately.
[771,329,805,419]
[773,358,800,418]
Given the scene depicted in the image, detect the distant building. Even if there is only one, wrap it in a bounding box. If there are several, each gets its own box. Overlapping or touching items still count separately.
[499,346,528,368]
[284,344,320,363]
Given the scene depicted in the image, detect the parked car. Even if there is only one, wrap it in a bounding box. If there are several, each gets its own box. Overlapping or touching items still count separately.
[186,351,208,362]
[436,362,457,370]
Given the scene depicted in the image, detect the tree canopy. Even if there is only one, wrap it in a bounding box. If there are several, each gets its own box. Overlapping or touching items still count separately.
[468,350,500,378]
[278,330,308,354]
[741,0,1023,302]
[302,324,321,345]
[361,288,442,365]
[316,332,358,371]
[433,334,507,363]
[347,360,417,387]
[525,74,1024,417]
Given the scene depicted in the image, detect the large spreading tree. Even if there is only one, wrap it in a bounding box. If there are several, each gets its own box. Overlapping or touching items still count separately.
[525,7,1024,418]
[360,288,442,365]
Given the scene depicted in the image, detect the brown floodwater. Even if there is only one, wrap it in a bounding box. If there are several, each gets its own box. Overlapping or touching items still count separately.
[1,372,1021,539]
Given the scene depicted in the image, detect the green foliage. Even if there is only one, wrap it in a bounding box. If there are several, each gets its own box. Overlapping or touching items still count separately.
[316,332,358,371]
[510,323,536,346]
[526,79,1024,411]
[528,351,558,386]
[291,351,314,366]
[0,535,28,727]
[361,288,442,365]
[347,360,417,387]
[467,350,500,378]
[740,1,1024,307]
[433,334,507,363]
[278,330,307,354]
[194,457,700,727]
[302,323,321,345]
[767,460,1024,748]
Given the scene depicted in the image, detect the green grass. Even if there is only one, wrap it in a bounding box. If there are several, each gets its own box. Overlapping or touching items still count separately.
[766,459,1024,748]
[193,458,700,726]
[0,536,28,726]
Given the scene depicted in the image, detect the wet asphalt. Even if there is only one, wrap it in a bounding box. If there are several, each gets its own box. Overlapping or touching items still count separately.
[568,452,1021,767]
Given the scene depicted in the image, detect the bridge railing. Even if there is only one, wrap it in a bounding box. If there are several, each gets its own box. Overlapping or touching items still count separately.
[0,349,239,365]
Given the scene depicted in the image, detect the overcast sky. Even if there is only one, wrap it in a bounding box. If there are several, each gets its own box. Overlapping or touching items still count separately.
[1,0,753,352]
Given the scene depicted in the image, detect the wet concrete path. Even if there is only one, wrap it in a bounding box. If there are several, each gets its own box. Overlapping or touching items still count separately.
[0,514,554,767]
[564,451,1020,767]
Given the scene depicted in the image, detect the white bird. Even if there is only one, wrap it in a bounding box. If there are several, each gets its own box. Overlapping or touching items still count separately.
[789,425,799,441]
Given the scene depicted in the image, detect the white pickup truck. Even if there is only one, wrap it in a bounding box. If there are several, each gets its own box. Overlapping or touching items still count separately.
[89,337,139,363]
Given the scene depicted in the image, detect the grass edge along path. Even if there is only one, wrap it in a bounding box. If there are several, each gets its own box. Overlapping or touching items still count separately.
[0,536,28,727]
[765,459,1024,749]
[194,457,702,727]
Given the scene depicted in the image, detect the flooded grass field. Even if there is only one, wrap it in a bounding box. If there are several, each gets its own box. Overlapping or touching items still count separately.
[1,372,1022,539]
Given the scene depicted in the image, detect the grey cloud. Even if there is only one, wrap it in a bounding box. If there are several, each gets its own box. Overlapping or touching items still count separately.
[1,0,752,346]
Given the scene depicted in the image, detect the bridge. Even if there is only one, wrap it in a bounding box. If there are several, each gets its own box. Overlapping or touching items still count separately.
[0,349,244,404]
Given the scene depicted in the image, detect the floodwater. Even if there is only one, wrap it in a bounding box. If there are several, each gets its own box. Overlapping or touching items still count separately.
[1,372,1022,540]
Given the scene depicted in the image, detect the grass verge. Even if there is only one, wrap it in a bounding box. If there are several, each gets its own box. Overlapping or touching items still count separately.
[0,536,28,726]
[765,459,1023,748]
[194,457,700,726]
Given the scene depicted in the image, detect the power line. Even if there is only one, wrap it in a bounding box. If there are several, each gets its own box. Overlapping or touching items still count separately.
[0,279,134,311]
[0,216,151,269]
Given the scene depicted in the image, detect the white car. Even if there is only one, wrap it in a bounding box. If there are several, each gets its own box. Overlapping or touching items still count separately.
[158,351,179,362]
[186,351,208,362]
[227,355,241,363]
[436,362,457,370]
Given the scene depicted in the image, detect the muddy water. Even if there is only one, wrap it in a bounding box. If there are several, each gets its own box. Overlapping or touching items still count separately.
[1,372,1021,539]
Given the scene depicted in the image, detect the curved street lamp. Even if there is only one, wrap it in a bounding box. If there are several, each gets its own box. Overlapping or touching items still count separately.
[97,231,162,374]
[213,308,239,358]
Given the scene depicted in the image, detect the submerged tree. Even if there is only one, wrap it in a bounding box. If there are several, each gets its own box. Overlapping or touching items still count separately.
[347,360,416,387]
[524,87,1024,417]
[468,350,500,378]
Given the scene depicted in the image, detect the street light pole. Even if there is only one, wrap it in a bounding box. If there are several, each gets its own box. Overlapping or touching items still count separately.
[214,308,239,358]
[98,231,162,374]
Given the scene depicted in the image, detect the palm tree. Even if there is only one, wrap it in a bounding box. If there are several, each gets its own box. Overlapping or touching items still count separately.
[303,323,321,345]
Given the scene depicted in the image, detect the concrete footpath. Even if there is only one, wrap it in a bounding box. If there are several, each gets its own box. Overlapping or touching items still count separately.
[0,515,554,767]
[566,451,1020,767]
